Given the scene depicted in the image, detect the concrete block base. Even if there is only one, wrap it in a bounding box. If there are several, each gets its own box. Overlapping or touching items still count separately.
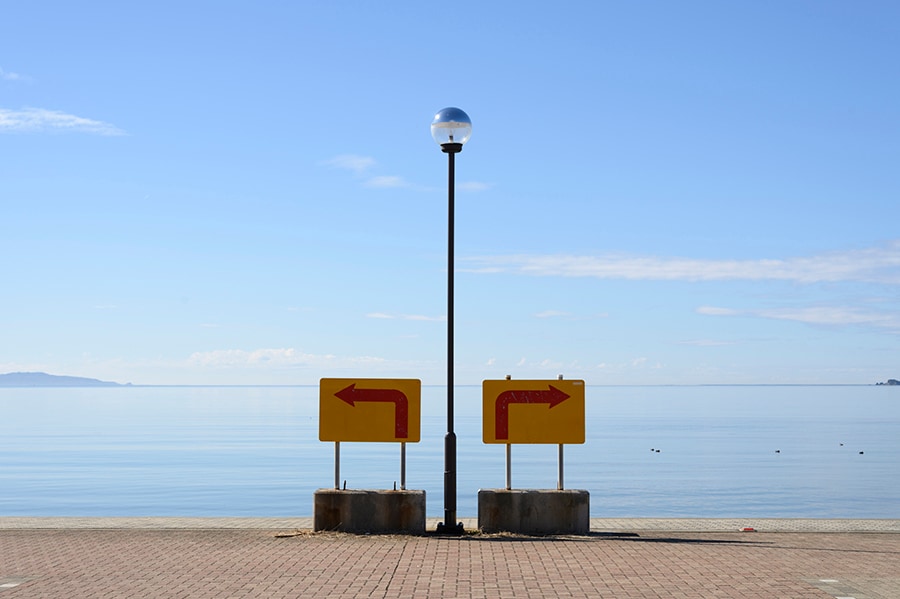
[478,489,590,535]
[313,489,425,535]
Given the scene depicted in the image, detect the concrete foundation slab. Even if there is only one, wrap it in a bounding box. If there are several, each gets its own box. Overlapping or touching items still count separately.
[313,489,425,534]
[478,489,590,535]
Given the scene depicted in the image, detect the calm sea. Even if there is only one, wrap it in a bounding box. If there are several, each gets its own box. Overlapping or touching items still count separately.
[1,385,897,518]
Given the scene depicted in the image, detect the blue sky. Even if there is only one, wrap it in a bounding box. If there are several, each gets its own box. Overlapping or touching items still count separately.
[2,2,899,385]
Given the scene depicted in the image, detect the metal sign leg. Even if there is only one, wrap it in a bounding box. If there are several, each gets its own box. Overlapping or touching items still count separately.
[506,443,512,490]
[334,441,340,490]
[558,443,564,490]
[400,442,406,490]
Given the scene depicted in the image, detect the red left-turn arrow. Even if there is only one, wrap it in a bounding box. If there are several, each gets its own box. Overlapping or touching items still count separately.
[335,384,409,439]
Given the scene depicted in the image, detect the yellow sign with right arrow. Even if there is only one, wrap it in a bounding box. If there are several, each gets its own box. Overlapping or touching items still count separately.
[482,379,585,444]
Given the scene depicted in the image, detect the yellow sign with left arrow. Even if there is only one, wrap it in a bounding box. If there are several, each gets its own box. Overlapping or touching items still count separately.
[319,378,421,442]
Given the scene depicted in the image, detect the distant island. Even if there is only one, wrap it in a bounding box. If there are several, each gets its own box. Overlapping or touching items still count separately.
[876,379,900,386]
[0,372,127,387]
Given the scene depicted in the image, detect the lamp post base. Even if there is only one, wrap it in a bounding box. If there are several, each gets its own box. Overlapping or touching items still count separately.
[437,431,463,535]
[434,521,465,535]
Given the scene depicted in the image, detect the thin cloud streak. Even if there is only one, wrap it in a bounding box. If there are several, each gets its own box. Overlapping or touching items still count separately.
[677,339,737,347]
[187,348,335,367]
[464,241,900,284]
[323,153,482,192]
[699,305,900,331]
[322,155,428,190]
[322,154,376,174]
[364,175,411,188]
[459,181,491,192]
[183,348,444,380]
[534,310,570,318]
[0,67,24,81]
[186,348,395,369]
[0,107,125,135]
[366,312,444,322]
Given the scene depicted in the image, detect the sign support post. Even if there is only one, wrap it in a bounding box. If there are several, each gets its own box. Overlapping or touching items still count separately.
[334,442,340,490]
[400,442,406,490]
[557,444,564,490]
[505,444,512,490]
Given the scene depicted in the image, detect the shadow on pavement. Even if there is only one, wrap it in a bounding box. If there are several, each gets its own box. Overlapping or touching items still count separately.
[441,531,767,546]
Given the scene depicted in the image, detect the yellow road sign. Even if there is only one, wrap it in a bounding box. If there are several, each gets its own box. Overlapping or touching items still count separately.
[483,379,585,444]
[319,378,421,442]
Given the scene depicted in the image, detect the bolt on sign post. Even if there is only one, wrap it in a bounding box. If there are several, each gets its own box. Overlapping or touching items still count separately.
[483,378,585,489]
[319,378,421,490]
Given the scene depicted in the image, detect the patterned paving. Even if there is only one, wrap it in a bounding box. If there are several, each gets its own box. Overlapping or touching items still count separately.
[0,520,898,598]
[1,517,898,532]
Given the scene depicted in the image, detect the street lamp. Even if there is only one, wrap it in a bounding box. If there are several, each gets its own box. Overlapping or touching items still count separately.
[431,107,471,535]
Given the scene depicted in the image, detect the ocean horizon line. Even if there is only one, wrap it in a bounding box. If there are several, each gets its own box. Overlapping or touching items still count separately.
[75,382,883,389]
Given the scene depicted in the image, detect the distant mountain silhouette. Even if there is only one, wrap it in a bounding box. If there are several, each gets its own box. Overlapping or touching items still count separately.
[0,372,125,387]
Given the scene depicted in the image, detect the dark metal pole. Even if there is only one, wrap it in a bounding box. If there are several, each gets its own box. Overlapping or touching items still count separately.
[445,147,456,526]
[438,142,463,534]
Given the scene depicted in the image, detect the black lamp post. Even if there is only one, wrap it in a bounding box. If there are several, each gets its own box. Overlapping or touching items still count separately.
[431,107,472,535]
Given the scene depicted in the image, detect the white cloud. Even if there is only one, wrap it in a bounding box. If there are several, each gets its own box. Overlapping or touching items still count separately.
[323,153,438,192]
[188,348,335,368]
[0,67,24,81]
[677,339,736,347]
[760,306,900,329]
[464,241,900,285]
[187,348,328,367]
[364,175,411,188]
[366,312,443,321]
[591,359,664,373]
[534,310,570,318]
[321,154,376,174]
[0,107,125,135]
[184,348,398,370]
[459,181,491,192]
[696,306,742,316]
[700,304,900,331]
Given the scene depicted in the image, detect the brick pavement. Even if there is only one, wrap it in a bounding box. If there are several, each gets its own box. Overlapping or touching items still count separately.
[1,522,898,598]
[1,517,898,532]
